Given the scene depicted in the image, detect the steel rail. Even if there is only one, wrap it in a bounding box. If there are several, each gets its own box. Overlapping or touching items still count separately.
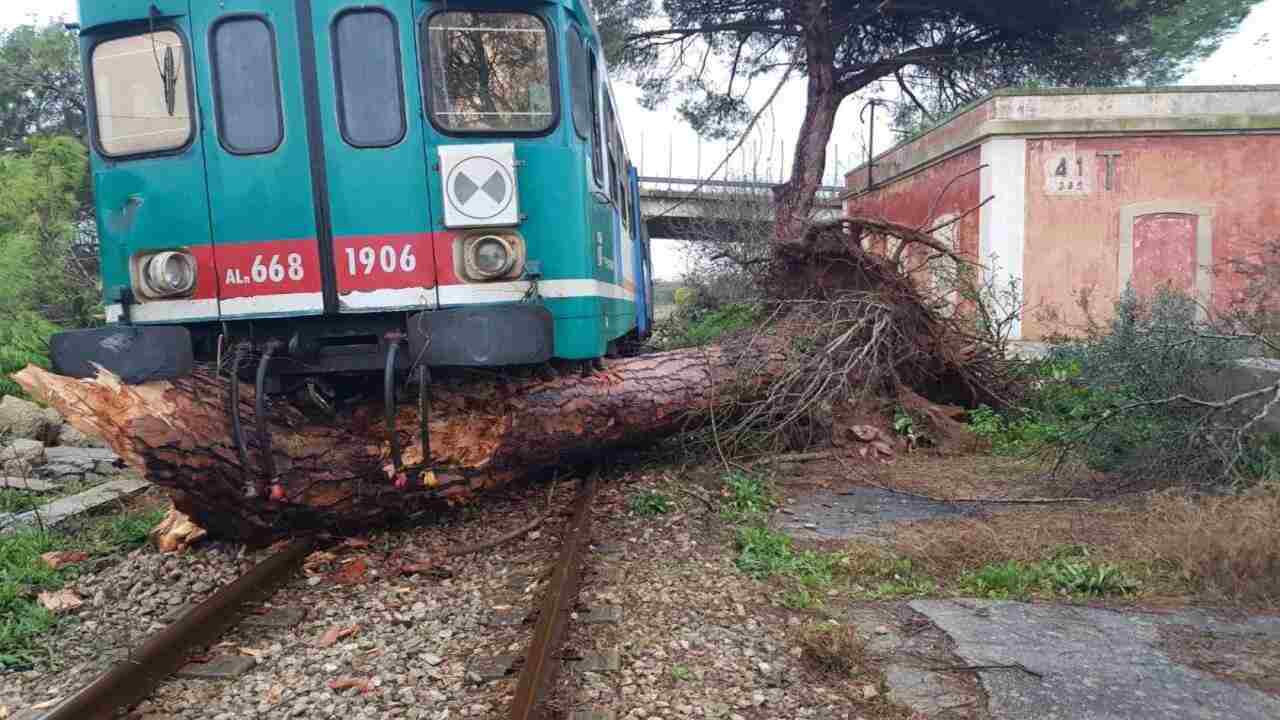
[509,475,598,720]
[39,538,314,720]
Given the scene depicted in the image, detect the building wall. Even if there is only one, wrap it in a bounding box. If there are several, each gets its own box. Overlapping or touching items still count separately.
[845,146,983,261]
[1021,134,1280,338]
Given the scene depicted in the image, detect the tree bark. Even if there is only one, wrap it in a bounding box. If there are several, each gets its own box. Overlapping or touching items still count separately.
[773,0,838,245]
[13,345,769,541]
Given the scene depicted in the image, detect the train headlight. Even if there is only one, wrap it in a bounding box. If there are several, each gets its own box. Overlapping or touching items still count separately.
[464,235,517,280]
[139,251,197,298]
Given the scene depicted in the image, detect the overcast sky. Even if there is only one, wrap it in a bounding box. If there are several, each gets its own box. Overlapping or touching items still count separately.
[4,0,1276,279]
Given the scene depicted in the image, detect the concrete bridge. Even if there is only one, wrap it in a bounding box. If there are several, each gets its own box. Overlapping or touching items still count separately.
[637,177,844,241]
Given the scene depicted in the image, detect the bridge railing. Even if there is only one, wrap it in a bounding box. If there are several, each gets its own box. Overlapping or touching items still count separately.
[637,176,845,200]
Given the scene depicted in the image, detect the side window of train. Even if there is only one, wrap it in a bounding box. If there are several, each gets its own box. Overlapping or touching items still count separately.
[211,16,284,155]
[586,51,604,185]
[333,9,406,148]
[90,30,193,157]
[568,29,591,141]
[604,95,619,202]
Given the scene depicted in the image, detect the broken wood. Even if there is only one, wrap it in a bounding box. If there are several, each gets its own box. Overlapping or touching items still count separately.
[14,344,773,541]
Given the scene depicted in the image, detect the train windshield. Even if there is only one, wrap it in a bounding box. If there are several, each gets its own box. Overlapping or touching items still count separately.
[90,31,192,156]
[425,12,554,133]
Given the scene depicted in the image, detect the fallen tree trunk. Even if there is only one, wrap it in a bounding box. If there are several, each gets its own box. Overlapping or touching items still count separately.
[14,217,1018,542]
[14,344,770,540]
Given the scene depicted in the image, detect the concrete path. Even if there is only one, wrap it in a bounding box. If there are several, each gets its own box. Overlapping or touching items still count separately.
[908,600,1280,720]
[0,476,148,533]
[778,487,990,541]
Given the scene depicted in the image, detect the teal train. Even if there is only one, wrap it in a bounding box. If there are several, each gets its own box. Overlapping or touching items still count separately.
[54,0,654,486]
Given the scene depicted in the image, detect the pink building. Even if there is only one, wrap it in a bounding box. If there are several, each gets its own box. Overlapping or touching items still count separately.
[844,86,1280,340]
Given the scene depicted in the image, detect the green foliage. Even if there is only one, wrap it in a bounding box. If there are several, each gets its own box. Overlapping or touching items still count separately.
[961,548,1139,600]
[845,549,937,599]
[0,507,164,668]
[1142,0,1263,85]
[1240,434,1280,486]
[0,135,96,395]
[720,470,773,520]
[1042,288,1268,482]
[670,664,694,681]
[629,489,673,516]
[0,489,45,515]
[734,526,839,588]
[660,302,763,349]
[0,22,85,148]
[0,310,58,397]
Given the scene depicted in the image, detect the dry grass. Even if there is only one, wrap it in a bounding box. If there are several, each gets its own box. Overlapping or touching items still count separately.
[872,453,1057,500]
[890,504,1144,580]
[878,488,1280,606]
[797,621,868,675]
[1140,490,1280,605]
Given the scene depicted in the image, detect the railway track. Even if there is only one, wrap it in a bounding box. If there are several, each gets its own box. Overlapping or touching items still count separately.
[30,477,606,720]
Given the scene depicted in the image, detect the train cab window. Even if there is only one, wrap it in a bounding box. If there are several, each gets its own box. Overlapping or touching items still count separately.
[211,17,283,154]
[568,29,591,140]
[603,95,621,202]
[333,9,406,147]
[425,12,554,133]
[586,51,604,184]
[90,31,193,157]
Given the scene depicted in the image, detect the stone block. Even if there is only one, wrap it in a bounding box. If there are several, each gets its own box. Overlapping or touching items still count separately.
[0,396,57,441]
[241,606,306,629]
[579,606,622,625]
[570,650,620,673]
[467,654,518,682]
[176,655,256,680]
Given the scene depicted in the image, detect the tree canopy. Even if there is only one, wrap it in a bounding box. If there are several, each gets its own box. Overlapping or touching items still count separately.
[611,0,1263,240]
[0,22,84,150]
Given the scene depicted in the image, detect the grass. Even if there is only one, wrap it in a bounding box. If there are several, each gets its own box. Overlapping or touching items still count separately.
[1143,490,1280,604]
[960,549,1138,600]
[720,470,774,520]
[629,490,673,517]
[797,622,867,675]
[0,505,165,669]
[0,488,44,514]
[663,302,763,349]
[842,545,937,600]
[734,526,842,608]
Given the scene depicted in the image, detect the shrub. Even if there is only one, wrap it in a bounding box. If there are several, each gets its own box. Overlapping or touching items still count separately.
[981,287,1274,486]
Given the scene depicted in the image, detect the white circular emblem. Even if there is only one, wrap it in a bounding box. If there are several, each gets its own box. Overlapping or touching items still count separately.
[446,156,514,220]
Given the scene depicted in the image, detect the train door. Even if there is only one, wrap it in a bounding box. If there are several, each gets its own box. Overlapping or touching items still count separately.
[190,2,326,319]
[309,0,438,313]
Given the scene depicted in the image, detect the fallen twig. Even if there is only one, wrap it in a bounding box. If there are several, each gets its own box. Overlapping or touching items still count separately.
[754,451,837,465]
[926,663,1043,679]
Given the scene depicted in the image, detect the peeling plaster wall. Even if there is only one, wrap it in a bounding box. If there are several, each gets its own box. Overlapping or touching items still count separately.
[844,146,983,261]
[1021,134,1280,338]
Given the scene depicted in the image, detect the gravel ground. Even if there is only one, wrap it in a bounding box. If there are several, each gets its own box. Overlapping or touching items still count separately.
[5,540,251,713]
[554,473,912,720]
[8,468,911,720]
